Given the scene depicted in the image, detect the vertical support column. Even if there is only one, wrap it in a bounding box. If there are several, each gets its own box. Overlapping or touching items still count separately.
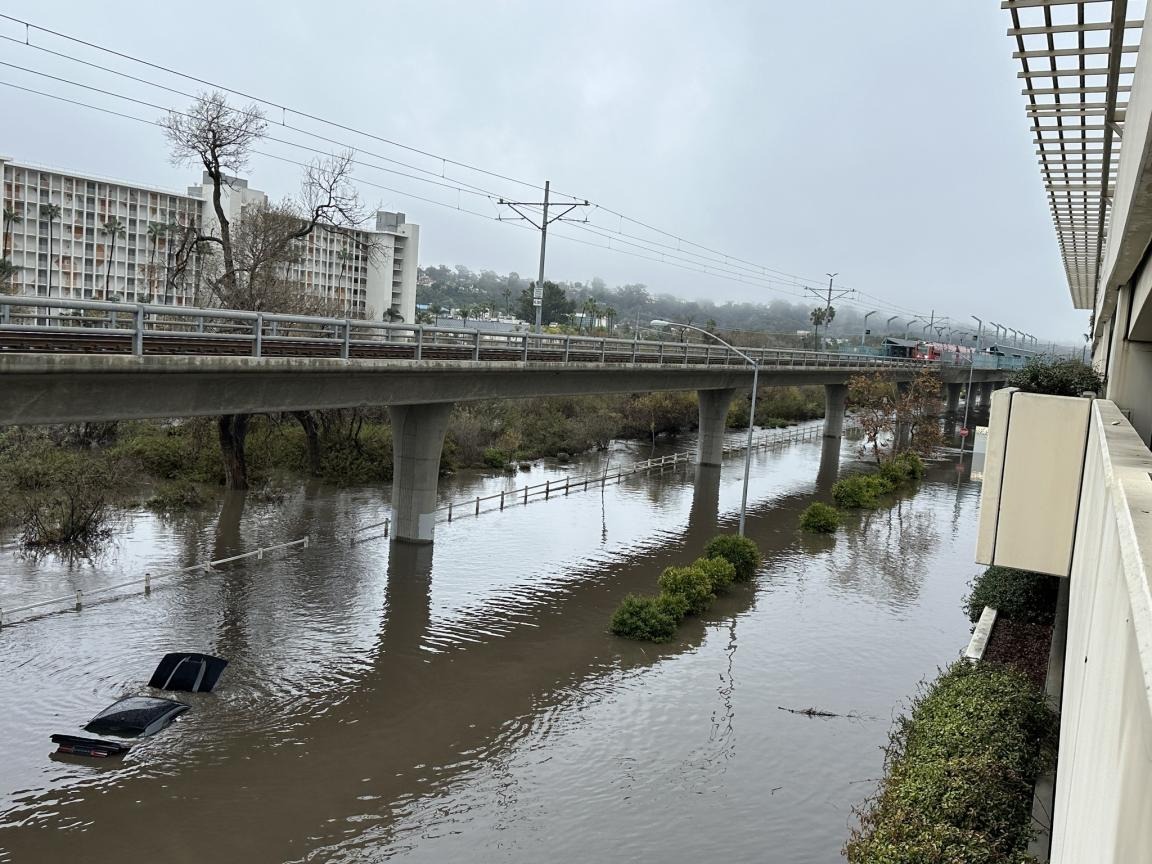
[895,380,912,450]
[696,388,738,467]
[945,382,962,414]
[823,382,848,439]
[389,402,454,544]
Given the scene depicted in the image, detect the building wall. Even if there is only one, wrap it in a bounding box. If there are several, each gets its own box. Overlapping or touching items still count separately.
[2,161,419,321]
[1050,400,1152,863]
[2,161,203,304]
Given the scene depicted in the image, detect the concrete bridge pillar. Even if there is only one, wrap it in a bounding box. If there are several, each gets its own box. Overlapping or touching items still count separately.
[945,382,962,414]
[823,383,848,439]
[697,388,738,467]
[389,402,454,544]
[895,380,912,451]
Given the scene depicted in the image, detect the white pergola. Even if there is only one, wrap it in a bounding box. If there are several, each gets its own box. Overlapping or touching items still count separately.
[1005,0,1144,309]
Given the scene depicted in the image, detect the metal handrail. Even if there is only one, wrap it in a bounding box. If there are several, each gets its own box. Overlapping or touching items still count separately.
[0,295,939,369]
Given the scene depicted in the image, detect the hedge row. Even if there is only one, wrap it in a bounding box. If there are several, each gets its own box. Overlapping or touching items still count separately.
[965,566,1060,626]
[844,661,1058,862]
[610,534,761,642]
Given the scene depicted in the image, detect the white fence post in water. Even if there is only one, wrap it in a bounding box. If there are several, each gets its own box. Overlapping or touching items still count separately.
[74,590,82,611]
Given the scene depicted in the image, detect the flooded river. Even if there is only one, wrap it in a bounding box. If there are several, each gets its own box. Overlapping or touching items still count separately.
[0,426,981,863]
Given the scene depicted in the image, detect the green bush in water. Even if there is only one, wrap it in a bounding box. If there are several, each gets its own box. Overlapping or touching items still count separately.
[610,594,683,642]
[658,565,715,614]
[879,451,926,486]
[704,534,761,582]
[482,447,509,469]
[965,566,1060,626]
[691,556,736,593]
[832,473,894,509]
[799,502,840,534]
[147,481,208,513]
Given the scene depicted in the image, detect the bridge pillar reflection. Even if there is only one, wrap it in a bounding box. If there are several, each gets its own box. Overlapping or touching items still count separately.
[686,464,722,546]
[380,542,434,658]
[895,380,912,450]
[389,402,454,544]
[816,435,842,494]
[697,388,738,467]
[823,383,848,439]
[945,382,962,414]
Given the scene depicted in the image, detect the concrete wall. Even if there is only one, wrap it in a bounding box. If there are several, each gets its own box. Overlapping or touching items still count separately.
[1050,401,1152,863]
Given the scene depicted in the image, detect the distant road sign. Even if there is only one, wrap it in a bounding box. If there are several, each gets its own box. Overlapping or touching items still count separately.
[532,297,542,307]
[959,427,969,437]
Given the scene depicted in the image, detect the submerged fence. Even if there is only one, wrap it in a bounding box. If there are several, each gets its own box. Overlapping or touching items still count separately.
[0,536,310,629]
[435,422,828,524]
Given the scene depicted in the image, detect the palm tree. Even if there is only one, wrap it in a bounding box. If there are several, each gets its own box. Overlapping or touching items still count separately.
[41,203,62,297]
[603,306,617,332]
[0,258,18,295]
[146,221,167,299]
[3,204,23,260]
[101,217,127,299]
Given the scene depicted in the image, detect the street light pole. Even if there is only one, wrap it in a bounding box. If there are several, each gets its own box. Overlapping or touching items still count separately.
[860,310,877,347]
[961,315,982,459]
[651,318,758,536]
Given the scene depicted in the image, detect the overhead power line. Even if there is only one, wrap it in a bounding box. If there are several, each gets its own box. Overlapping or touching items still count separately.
[0,13,988,327]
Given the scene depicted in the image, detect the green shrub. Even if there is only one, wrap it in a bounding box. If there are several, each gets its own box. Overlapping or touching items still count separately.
[704,534,761,582]
[845,661,1057,862]
[147,481,208,513]
[1007,357,1103,397]
[879,451,925,486]
[13,448,117,547]
[658,565,715,614]
[692,556,736,593]
[965,566,1060,625]
[832,473,894,509]
[610,594,683,642]
[482,447,509,469]
[799,502,840,533]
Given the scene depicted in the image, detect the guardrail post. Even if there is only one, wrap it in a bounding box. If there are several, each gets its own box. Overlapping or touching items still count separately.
[545,480,550,500]
[564,335,571,363]
[524,486,529,505]
[523,333,530,362]
[473,329,481,361]
[416,326,423,361]
[197,313,204,333]
[134,304,145,356]
[75,590,83,612]
[500,490,505,511]
[683,343,689,367]
[658,342,664,364]
[144,572,151,595]
[448,502,453,522]
[270,320,278,337]
[253,313,263,357]
[342,319,351,359]
[600,339,607,363]
[475,496,480,516]
[632,339,638,363]
[110,309,117,328]
[1,302,8,326]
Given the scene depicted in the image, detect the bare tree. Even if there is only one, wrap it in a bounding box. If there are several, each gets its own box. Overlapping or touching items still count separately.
[162,94,384,489]
[161,91,267,299]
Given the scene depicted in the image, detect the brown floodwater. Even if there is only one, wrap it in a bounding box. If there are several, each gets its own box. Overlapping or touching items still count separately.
[0,426,980,863]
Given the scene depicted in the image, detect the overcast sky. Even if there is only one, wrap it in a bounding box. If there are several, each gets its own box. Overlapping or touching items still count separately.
[0,2,1083,342]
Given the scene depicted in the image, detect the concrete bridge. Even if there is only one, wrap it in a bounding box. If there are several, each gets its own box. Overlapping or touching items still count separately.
[0,297,1008,543]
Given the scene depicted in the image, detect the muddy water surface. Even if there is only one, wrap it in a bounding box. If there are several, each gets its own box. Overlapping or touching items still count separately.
[0,429,980,863]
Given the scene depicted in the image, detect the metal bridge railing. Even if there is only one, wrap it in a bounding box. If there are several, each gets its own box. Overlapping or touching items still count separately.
[0,296,937,371]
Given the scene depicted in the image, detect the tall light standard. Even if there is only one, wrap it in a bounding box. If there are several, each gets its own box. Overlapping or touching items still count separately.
[860,310,877,347]
[903,316,922,339]
[962,316,983,457]
[652,318,758,536]
[886,315,902,337]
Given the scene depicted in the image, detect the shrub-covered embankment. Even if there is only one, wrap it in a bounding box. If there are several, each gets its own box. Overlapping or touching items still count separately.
[844,661,1058,862]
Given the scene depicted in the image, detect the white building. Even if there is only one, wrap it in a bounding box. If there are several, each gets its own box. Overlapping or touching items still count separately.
[0,158,419,322]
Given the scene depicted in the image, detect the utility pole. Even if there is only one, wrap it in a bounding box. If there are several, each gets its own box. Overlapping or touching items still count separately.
[498,181,590,333]
[803,272,853,351]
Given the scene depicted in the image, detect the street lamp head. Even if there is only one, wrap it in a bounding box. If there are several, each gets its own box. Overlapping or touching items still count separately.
[649,319,675,329]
